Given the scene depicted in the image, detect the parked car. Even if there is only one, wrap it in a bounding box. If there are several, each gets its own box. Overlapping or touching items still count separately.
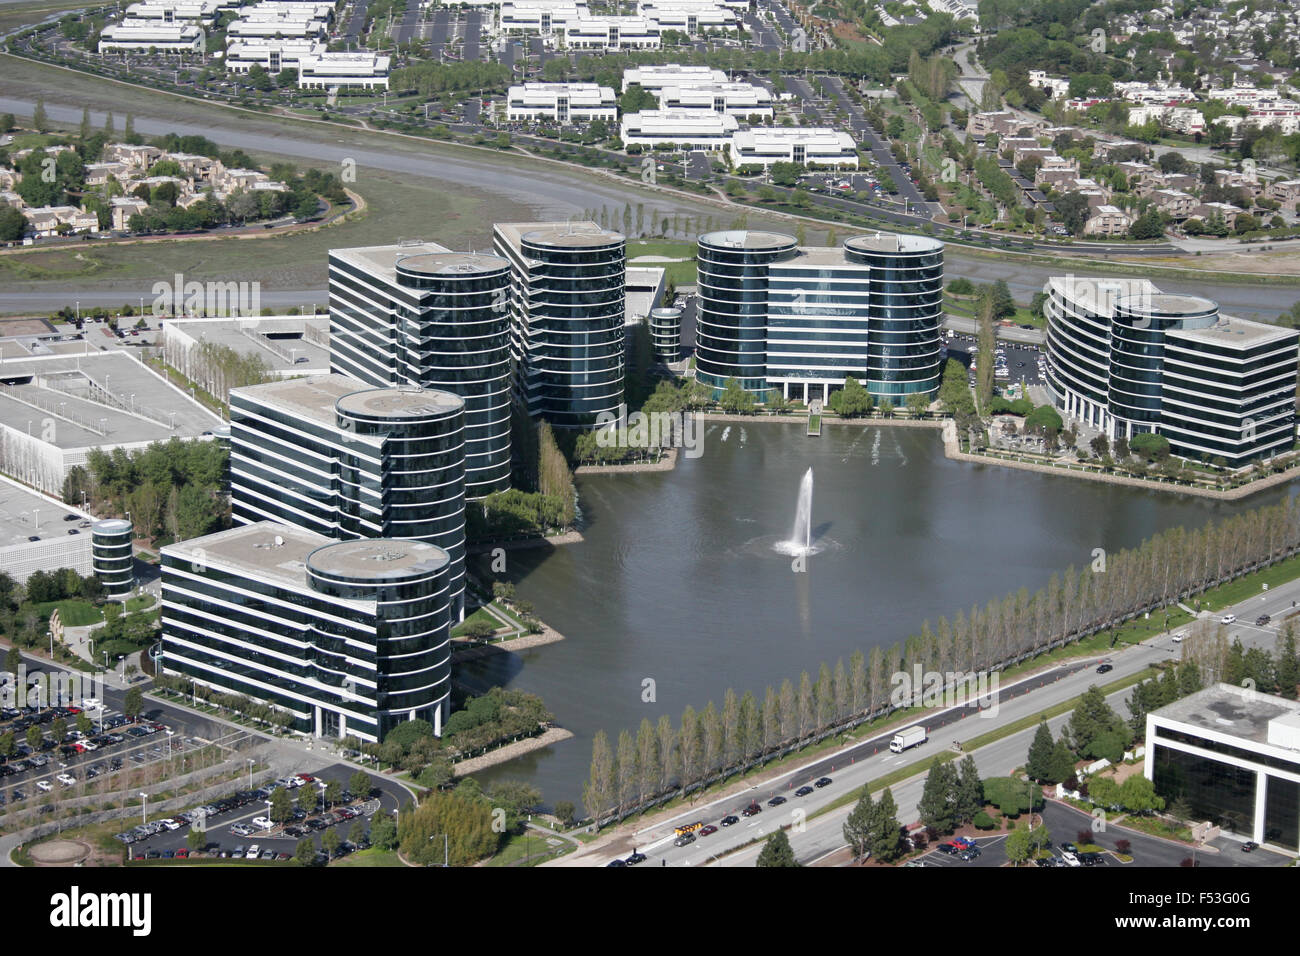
[245,845,260,859]
[624,851,647,865]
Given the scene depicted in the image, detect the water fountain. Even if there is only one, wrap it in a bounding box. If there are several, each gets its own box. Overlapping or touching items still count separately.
[774,468,815,556]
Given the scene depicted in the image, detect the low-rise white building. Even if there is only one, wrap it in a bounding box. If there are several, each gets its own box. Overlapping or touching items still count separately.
[123,0,221,24]
[623,63,727,92]
[297,51,390,90]
[637,1,737,32]
[499,1,585,35]
[226,13,327,40]
[506,83,617,123]
[98,22,204,53]
[225,38,321,72]
[730,127,859,169]
[620,109,737,150]
[563,16,660,50]
[656,81,772,118]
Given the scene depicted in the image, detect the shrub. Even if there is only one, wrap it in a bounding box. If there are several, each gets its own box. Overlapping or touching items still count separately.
[973,810,996,830]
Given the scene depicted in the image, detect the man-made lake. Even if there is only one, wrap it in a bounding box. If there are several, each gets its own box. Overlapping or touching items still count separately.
[462,421,1295,805]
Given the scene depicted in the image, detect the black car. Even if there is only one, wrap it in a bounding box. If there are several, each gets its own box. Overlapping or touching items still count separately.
[960,847,981,861]
[625,852,647,865]
[1096,663,1114,674]
[794,786,815,797]
[1078,852,1103,866]
[720,815,739,827]
[936,843,959,855]
[606,858,627,867]
[1255,614,1271,626]
[814,777,833,788]
[767,795,787,807]
[1241,841,1258,853]
[740,803,762,817]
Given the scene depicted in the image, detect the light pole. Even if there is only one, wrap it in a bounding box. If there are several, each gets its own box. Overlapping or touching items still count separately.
[47,629,53,658]
[141,791,148,823]
[247,758,255,790]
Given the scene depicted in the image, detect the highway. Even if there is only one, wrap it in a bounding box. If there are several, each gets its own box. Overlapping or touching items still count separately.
[579,574,1300,867]
[0,94,1296,320]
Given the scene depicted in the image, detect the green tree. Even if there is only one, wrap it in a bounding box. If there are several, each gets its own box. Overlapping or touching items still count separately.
[187,828,206,852]
[269,786,294,824]
[1005,825,1034,865]
[75,713,92,735]
[398,790,500,866]
[294,837,317,865]
[955,755,985,824]
[33,98,48,133]
[1117,774,1165,814]
[756,828,799,866]
[321,827,341,859]
[553,800,576,827]
[1025,718,1056,782]
[323,780,343,808]
[1063,686,1131,761]
[827,375,873,418]
[349,770,373,798]
[871,788,904,862]
[917,761,958,833]
[843,786,875,862]
[718,378,758,414]
[124,687,143,718]
[299,783,318,815]
[369,811,397,850]
[26,726,42,751]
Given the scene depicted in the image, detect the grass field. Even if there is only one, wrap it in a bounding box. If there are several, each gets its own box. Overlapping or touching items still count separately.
[0,0,90,35]
[35,599,103,626]
[330,848,403,867]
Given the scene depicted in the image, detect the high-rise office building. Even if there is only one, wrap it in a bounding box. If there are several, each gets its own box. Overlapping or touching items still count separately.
[695,230,944,404]
[493,221,626,427]
[328,241,512,498]
[1045,276,1298,466]
[161,521,454,740]
[229,374,467,616]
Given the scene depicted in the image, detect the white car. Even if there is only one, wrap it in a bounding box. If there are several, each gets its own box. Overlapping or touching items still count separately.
[1171,632,1185,643]
[245,844,261,859]
[1221,614,1237,625]
[36,780,53,792]
[56,773,76,786]
[1060,851,1080,867]
[160,818,182,831]
[81,698,102,711]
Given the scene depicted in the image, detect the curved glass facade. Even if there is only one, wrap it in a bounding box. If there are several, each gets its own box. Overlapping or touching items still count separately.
[91,519,134,598]
[495,223,626,428]
[161,525,453,742]
[649,307,682,361]
[697,231,943,402]
[844,235,944,399]
[394,255,512,498]
[696,230,798,395]
[1108,294,1218,435]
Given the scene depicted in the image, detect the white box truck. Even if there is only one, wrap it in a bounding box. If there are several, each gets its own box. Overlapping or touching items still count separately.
[890,725,927,753]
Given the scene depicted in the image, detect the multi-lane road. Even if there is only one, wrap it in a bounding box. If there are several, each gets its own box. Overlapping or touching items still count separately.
[572,577,1298,867]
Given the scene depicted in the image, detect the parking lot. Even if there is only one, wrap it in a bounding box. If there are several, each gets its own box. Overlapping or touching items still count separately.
[116,762,402,864]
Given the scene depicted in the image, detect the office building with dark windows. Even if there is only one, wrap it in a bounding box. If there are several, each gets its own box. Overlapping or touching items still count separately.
[160,522,453,740]
[493,221,626,427]
[1045,276,1299,467]
[1146,683,1300,855]
[327,241,512,498]
[229,375,466,617]
[91,518,135,598]
[695,230,944,404]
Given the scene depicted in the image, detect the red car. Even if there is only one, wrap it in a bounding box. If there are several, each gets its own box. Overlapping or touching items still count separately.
[72,743,86,754]
[296,774,315,784]
[699,825,718,836]
[174,848,189,859]
[66,707,82,715]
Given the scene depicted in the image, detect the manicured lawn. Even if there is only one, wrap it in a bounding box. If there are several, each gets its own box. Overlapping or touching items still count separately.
[486,830,575,867]
[628,240,697,260]
[34,600,103,626]
[125,594,156,613]
[331,848,403,867]
[451,605,505,639]
[1195,553,1300,613]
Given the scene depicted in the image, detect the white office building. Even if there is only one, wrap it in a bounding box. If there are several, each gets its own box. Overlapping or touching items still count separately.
[298,51,391,89]
[637,1,737,32]
[122,0,221,24]
[506,83,617,123]
[620,110,738,150]
[729,128,859,169]
[225,38,321,72]
[226,13,328,40]
[563,15,660,50]
[656,81,773,118]
[98,22,204,53]
[499,1,585,34]
[623,63,727,92]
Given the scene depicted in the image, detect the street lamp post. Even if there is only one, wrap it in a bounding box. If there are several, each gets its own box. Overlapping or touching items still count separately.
[248,758,255,790]
[141,792,148,823]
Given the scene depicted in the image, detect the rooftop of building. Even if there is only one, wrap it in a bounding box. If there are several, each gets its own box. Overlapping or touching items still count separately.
[395,252,510,277]
[328,240,454,280]
[232,373,462,428]
[1168,314,1299,349]
[495,220,624,251]
[161,314,330,374]
[844,232,944,255]
[0,351,222,448]
[1152,682,1300,750]
[0,478,88,550]
[699,229,797,251]
[307,537,450,582]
